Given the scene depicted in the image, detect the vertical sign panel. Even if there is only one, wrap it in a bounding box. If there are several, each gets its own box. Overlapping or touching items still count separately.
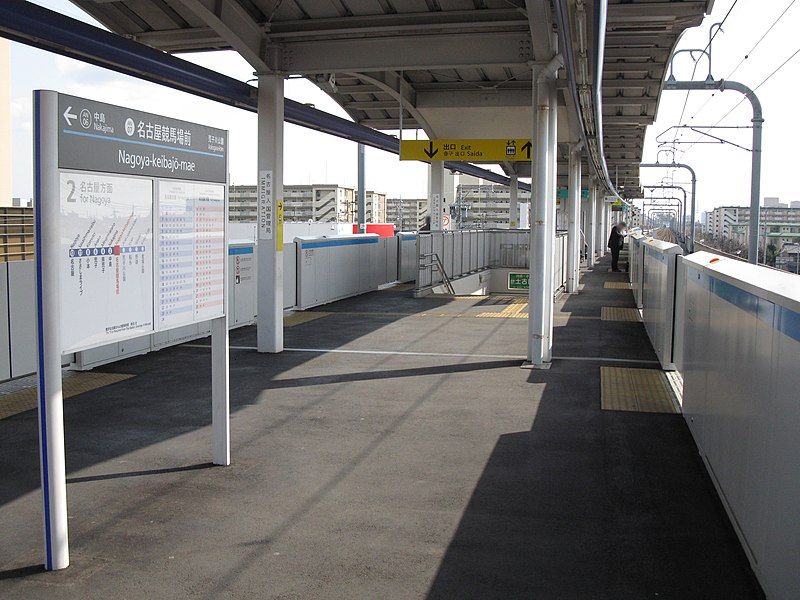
[158,180,194,329]
[59,171,154,353]
[157,180,225,330]
[431,193,442,230]
[193,183,226,322]
[258,169,272,240]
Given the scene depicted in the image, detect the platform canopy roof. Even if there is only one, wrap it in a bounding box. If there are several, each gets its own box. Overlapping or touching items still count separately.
[71,0,710,193]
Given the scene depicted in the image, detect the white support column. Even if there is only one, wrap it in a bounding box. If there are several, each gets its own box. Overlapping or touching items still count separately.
[527,73,554,367]
[509,173,519,228]
[357,143,366,233]
[598,196,607,257]
[566,145,581,293]
[256,74,284,353]
[211,315,230,466]
[34,90,69,571]
[587,184,597,267]
[544,82,558,361]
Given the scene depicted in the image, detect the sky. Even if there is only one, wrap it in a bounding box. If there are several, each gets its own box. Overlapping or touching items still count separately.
[7,0,800,215]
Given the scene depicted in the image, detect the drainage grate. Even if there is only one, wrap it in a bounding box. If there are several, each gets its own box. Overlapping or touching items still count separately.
[600,366,678,413]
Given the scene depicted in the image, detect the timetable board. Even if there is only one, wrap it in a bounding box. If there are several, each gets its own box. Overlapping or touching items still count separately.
[51,93,228,353]
[157,180,226,330]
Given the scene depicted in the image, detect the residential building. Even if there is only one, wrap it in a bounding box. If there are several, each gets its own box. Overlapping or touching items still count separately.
[228,184,371,224]
[228,185,259,222]
[705,205,800,243]
[344,190,387,224]
[455,182,532,228]
[775,243,800,273]
[730,221,800,252]
[386,198,429,230]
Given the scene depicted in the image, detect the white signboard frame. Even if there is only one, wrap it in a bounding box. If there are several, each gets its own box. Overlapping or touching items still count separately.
[33,90,230,572]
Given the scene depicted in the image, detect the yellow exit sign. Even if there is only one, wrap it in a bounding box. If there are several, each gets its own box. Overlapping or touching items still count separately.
[400,139,532,162]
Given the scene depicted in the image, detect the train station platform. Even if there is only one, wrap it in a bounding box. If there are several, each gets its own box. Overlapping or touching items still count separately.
[0,254,762,599]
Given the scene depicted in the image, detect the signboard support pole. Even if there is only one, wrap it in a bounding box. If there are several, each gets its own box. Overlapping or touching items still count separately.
[211,315,230,465]
[34,90,70,570]
[509,173,519,229]
[256,74,284,353]
[566,144,581,293]
[429,161,444,231]
[587,184,597,267]
[357,144,366,233]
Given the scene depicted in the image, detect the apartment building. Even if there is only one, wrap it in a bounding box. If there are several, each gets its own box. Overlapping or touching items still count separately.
[228,184,366,223]
[343,191,387,224]
[386,198,429,230]
[705,205,800,242]
[456,183,532,228]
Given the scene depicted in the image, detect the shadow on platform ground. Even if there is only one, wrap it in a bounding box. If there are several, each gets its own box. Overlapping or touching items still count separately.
[0,254,762,599]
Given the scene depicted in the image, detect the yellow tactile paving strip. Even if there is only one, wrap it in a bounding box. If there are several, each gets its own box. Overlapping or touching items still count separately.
[604,281,632,290]
[476,296,528,319]
[478,295,526,306]
[0,372,135,420]
[601,307,642,322]
[600,367,678,413]
[284,311,331,327]
[666,370,684,407]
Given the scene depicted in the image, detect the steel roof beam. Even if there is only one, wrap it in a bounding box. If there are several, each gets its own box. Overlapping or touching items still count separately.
[279,31,534,73]
[174,0,268,71]
[0,0,529,190]
[607,2,707,22]
[415,88,532,108]
[602,78,661,89]
[264,8,528,39]
[603,97,657,106]
[341,71,436,137]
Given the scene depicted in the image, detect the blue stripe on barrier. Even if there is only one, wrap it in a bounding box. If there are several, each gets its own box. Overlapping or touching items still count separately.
[778,305,800,344]
[228,246,253,255]
[710,275,800,343]
[34,91,53,570]
[301,237,378,249]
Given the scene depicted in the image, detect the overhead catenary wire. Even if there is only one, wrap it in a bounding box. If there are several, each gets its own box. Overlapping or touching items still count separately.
[685,0,798,126]
[679,43,800,156]
[670,0,740,151]
[715,44,800,125]
[661,0,742,184]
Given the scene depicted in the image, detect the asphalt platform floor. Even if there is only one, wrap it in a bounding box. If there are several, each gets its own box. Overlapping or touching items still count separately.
[0,253,763,599]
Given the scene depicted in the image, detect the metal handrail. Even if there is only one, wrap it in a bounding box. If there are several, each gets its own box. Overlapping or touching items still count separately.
[419,252,455,294]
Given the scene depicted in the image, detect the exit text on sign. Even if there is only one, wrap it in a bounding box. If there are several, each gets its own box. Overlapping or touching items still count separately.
[400,139,532,162]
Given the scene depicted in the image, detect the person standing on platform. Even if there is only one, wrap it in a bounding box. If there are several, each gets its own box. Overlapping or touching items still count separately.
[608,221,627,272]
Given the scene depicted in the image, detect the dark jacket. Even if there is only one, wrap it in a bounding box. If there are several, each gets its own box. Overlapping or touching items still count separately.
[608,225,625,250]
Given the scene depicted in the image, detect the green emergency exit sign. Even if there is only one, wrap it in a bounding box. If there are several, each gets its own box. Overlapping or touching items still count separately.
[508,272,529,290]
